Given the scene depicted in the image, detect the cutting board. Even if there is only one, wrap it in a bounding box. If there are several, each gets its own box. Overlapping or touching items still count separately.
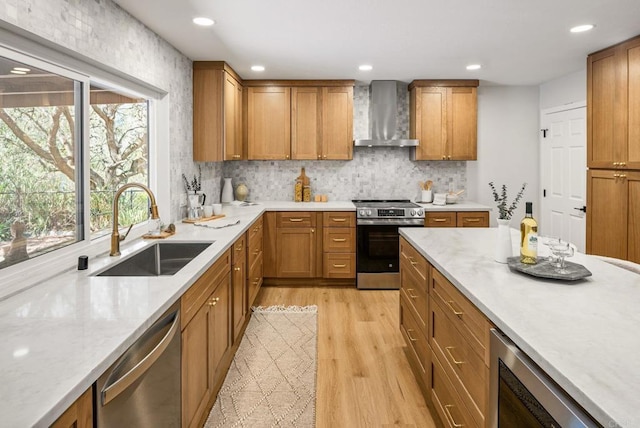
[182,214,226,224]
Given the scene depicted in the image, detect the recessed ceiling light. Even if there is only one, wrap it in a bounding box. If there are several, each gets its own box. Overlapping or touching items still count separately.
[10,70,27,75]
[570,24,594,33]
[13,67,30,72]
[251,65,265,72]
[193,17,215,26]
[466,64,482,71]
[359,64,373,71]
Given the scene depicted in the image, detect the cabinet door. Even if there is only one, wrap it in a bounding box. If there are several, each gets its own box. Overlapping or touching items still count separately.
[182,300,214,428]
[412,87,447,160]
[193,67,223,162]
[247,86,291,159]
[224,73,243,160]
[211,275,230,382]
[50,388,92,428]
[276,227,316,277]
[586,170,628,259]
[232,235,247,342]
[625,39,640,169]
[627,171,640,263]
[291,87,321,160]
[448,87,477,160]
[322,86,353,160]
[587,48,619,168]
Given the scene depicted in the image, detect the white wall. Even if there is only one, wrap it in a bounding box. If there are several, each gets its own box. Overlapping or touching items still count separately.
[467,86,540,226]
[539,69,586,109]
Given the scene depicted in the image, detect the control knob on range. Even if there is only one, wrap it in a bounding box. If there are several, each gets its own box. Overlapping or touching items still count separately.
[417,209,424,216]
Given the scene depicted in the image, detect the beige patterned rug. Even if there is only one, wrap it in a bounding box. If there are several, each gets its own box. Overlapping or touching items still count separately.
[205,305,318,428]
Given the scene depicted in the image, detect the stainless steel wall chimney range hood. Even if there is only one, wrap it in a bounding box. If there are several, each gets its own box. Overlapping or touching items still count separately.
[354,80,419,147]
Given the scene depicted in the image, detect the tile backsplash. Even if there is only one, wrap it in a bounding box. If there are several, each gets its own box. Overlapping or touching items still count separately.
[222,83,466,202]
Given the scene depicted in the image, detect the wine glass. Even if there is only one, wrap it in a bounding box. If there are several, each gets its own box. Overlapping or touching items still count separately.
[538,236,561,267]
[548,240,575,274]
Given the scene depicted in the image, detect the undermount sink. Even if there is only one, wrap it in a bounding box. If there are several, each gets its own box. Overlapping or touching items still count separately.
[96,242,213,277]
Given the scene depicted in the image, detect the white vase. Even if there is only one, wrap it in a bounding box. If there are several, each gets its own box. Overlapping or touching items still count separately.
[495,218,513,263]
[221,177,233,203]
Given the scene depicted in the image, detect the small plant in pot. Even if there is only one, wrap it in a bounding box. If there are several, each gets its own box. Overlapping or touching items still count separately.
[489,181,527,263]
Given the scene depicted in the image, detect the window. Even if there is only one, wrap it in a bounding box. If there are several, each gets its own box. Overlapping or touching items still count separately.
[0,55,150,270]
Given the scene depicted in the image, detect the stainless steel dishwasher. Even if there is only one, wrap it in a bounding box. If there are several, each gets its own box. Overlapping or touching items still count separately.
[95,302,181,427]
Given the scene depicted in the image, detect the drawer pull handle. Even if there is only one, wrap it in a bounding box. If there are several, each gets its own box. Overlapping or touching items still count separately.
[445,346,465,366]
[406,329,418,343]
[332,218,347,222]
[445,300,464,317]
[332,238,347,242]
[252,280,259,285]
[235,245,243,251]
[407,288,419,299]
[407,256,418,266]
[444,405,463,427]
[464,218,480,223]
[333,264,347,268]
[254,250,260,255]
[289,218,303,222]
[234,267,241,271]
[433,218,448,222]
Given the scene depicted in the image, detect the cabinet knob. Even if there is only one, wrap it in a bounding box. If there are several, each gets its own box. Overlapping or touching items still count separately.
[620,162,627,167]
[317,155,321,159]
[442,155,446,160]
[285,154,290,159]
[614,162,620,166]
[323,155,327,159]
[447,155,451,160]
[234,267,241,271]
[311,228,315,233]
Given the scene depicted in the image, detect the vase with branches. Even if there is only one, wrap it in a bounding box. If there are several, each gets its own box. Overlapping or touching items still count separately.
[182,165,202,195]
[488,182,527,220]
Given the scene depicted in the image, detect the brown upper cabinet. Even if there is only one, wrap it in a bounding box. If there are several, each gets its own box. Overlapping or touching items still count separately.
[409,80,479,161]
[246,81,354,160]
[193,62,243,161]
[588,35,640,170]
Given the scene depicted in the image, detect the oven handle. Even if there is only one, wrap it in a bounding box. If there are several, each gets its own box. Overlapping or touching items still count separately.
[356,219,424,226]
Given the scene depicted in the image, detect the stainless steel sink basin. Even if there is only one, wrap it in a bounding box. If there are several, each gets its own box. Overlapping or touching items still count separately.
[96,242,213,277]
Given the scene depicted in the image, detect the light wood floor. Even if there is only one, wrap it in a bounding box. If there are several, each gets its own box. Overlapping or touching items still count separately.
[253,286,436,428]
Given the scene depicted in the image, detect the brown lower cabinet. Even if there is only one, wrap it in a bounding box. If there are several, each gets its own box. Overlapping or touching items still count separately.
[49,387,92,428]
[425,211,489,228]
[181,249,231,428]
[399,237,493,428]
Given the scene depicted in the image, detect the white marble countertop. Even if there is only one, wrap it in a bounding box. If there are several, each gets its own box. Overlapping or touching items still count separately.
[0,203,270,427]
[399,227,640,428]
[416,201,492,212]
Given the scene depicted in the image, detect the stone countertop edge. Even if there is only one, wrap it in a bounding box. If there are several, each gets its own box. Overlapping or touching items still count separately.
[0,201,356,427]
[416,201,492,212]
[398,227,640,428]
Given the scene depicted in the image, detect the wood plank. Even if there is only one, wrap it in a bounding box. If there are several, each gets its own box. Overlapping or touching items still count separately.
[254,286,436,427]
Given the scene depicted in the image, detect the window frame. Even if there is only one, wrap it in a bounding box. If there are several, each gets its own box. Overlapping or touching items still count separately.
[0,43,167,300]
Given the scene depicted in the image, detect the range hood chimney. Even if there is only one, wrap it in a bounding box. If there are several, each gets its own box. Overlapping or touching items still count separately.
[354,80,419,147]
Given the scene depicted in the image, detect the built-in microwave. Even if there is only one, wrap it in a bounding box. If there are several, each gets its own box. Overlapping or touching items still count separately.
[489,329,600,428]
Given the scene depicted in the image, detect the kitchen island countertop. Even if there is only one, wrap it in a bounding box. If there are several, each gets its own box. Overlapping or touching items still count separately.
[399,227,640,428]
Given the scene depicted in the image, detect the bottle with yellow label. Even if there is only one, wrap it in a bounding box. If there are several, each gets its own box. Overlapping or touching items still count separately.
[520,202,538,264]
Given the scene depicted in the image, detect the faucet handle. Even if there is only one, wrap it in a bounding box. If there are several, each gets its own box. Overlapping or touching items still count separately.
[119,224,133,242]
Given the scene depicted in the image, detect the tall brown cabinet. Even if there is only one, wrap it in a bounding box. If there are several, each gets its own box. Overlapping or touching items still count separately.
[587,34,640,263]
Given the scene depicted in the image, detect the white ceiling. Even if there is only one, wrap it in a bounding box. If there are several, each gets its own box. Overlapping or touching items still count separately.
[113,0,640,86]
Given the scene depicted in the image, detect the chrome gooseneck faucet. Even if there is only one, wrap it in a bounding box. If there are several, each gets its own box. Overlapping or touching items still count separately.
[110,183,159,256]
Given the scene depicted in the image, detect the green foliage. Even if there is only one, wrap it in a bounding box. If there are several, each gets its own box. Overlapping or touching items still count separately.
[488,182,527,220]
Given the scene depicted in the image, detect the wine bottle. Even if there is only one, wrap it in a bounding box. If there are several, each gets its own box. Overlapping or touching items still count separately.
[520,202,538,264]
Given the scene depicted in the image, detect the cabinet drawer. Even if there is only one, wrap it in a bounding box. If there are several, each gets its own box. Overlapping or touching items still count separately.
[400,237,429,282]
[400,295,429,391]
[323,253,355,278]
[456,211,489,228]
[323,228,355,252]
[431,268,490,363]
[400,259,428,336]
[323,211,355,227]
[431,300,487,426]
[276,211,315,228]
[248,215,263,243]
[181,249,231,329]
[425,212,456,227]
[431,354,479,428]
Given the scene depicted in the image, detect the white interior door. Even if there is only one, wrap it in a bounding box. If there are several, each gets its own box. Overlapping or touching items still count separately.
[540,103,587,252]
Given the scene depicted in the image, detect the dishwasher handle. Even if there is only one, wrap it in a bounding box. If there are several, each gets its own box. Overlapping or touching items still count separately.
[101,308,180,406]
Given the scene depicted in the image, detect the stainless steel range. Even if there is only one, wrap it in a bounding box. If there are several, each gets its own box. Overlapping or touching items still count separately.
[353,200,424,289]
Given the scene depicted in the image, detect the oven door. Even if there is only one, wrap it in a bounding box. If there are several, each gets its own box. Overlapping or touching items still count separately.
[355,219,422,289]
[489,329,599,428]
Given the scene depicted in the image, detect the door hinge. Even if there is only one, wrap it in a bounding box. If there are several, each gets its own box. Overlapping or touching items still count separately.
[543,189,546,197]
[541,128,549,138]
